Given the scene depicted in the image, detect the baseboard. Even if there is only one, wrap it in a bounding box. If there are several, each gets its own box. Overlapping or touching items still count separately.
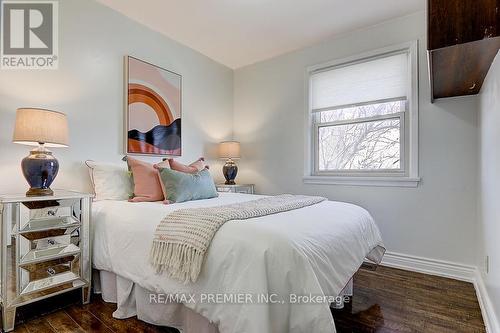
[381,251,476,282]
[380,251,499,333]
[474,270,500,333]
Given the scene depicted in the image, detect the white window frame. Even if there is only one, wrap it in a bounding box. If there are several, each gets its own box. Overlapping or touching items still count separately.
[303,41,420,187]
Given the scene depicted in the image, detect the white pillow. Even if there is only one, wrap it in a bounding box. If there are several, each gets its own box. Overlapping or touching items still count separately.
[85,160,132,201]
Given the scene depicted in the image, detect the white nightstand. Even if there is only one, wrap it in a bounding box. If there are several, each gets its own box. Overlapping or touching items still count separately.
[216,184,255,194]
[0,190,92,332]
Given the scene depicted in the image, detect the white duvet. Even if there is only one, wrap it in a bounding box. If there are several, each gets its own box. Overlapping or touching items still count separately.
[92,193,385,333]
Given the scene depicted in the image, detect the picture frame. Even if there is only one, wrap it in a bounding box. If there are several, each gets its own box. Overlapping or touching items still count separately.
[124,55,182,156]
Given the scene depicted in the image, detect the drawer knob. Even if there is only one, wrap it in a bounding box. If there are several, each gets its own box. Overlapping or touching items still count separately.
[47,239,56,246]
[47,268,56,276]
[47,210,56,216]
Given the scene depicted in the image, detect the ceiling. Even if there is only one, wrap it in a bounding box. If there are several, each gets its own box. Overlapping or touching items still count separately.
[96,0,424,69]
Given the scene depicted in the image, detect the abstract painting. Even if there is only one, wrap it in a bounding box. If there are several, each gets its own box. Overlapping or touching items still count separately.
[126,56,182,156]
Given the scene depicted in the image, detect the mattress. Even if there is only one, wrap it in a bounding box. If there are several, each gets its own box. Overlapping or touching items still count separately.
[92,192,385,333]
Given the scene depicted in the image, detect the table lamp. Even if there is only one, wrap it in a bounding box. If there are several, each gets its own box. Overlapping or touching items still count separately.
[218,141,240,185]
[12,108,69,196]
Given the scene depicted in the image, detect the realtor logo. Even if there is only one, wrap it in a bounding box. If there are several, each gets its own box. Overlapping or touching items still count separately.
[1,0,58,69]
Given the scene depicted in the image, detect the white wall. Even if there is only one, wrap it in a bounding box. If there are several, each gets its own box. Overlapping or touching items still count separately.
[478,51,500,320]
[0,4,481,269]
[0,0,233,194]
[234,11,479,265]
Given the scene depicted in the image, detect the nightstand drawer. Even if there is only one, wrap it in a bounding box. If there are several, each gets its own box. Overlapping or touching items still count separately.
[18,254,81,295]
[216,184,254,194]
[19,199,81,232]
[19,227,80,265]
[233,188,253,194]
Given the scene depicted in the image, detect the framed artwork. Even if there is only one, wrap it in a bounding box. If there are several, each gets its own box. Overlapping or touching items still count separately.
[125,56,182,156]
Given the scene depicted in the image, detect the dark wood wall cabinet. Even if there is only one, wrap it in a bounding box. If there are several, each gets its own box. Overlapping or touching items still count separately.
[428,0,500,100]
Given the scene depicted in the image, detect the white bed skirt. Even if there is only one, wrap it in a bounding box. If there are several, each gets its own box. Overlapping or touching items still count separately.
[93,270,354,333]
[95,270,219,333]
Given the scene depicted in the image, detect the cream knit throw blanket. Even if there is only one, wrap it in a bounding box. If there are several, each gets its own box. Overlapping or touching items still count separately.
[150,194,326,283]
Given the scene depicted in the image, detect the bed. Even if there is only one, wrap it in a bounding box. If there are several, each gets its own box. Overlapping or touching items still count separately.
[92,192,385,333]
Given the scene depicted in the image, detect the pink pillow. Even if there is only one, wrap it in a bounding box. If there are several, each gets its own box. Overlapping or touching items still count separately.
[152,160,171,204]
[126,156,164,202]
[153,159,171,170]
[167,157,209,174]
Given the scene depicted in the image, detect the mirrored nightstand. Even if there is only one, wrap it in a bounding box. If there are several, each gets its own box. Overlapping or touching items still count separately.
[0,190,92,332]
[216,184,255,194]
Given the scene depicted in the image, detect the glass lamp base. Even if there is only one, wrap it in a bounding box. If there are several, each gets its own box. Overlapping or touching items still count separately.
[21,144,59,197]
[223,159,238,185]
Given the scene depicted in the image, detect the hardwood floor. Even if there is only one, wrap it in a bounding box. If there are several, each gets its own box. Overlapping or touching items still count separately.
[332,266,485,333]
[11,290,178,333]
[11,266,485,333]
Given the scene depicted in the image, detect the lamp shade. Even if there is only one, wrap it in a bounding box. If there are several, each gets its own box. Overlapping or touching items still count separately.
[13,108,69,147]
[218,141,240,159]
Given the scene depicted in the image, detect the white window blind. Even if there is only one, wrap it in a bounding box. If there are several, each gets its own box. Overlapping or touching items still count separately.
[310,52,409,111]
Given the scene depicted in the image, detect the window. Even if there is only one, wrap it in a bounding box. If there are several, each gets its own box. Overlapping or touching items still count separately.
[306,42,419,186]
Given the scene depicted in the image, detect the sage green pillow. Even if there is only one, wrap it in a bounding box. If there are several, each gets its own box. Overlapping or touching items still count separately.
[157,168,218,203]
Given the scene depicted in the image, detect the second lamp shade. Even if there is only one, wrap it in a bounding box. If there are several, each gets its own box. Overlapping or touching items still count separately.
[218,141,240,159]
